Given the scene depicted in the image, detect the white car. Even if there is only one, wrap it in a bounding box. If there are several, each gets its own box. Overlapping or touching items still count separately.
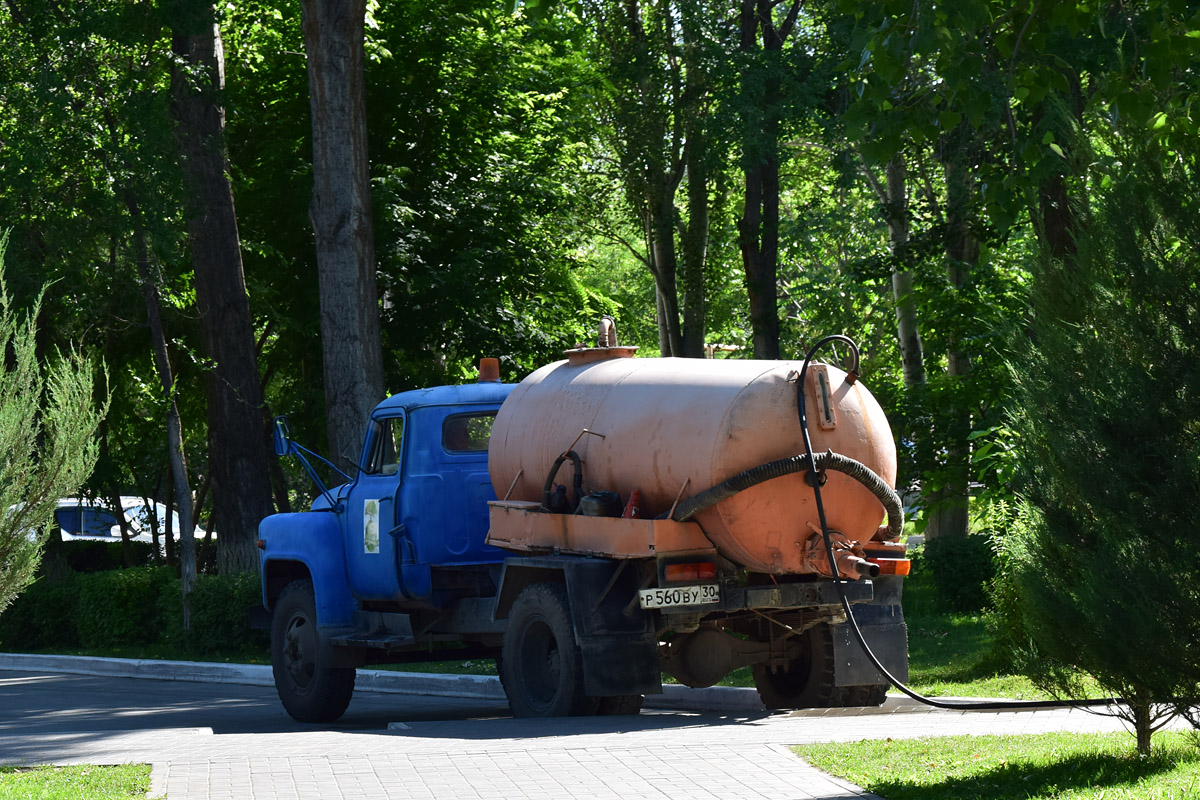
[54,496,207,543]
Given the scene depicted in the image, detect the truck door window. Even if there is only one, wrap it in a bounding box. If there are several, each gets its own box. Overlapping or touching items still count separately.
[365,417,404,475]
[443,413,495,453]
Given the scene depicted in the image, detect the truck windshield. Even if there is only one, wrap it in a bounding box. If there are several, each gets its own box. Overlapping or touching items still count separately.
[365,417,404,475]
[442,413,495,453]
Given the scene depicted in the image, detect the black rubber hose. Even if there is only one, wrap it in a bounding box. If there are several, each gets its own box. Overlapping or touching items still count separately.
[797,334,1120,712]
[670,450,904,538]
[541,449,584,511]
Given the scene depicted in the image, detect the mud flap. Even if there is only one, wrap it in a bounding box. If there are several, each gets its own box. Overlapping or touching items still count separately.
[580,634,662,697]
[830,618,909,687]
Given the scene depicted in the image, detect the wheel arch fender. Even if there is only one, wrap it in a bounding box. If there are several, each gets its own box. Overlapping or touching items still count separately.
[259,512,355,629]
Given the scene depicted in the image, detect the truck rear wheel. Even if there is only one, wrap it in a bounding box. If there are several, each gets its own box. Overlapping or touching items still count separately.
[501,582,598,717]
[596,694,644,715]
[271,579,356,723]
[752,623,840,710]
[841,683,888,707]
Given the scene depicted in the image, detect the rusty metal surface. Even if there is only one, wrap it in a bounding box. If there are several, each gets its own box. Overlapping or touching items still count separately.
[486,502,713,558]
[488,356,897,575]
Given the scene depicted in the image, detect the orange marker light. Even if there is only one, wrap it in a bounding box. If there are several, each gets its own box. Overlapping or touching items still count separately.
[664,562,717,582]
[867,558,911,576]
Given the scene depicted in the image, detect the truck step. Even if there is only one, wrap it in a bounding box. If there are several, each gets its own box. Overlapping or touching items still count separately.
[330,632,416,649]
[331,610,416,650]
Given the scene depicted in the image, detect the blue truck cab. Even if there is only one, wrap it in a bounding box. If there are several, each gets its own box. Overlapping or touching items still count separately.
[258,379,514,722]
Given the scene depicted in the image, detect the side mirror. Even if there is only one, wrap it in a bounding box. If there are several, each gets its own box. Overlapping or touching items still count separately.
[272,416,293,457]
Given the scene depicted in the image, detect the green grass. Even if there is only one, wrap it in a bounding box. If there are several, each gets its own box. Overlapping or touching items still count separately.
[0,765,150,800]
[796,732,1200,800]
[902,610,1048,699]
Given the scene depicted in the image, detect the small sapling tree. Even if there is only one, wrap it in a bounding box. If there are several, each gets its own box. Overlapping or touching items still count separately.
[0,234,106,615]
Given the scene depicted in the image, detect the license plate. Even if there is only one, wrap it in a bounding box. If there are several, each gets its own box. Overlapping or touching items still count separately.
[638,584,720,609]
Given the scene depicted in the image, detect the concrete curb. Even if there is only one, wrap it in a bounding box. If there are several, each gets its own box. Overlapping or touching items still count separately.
[0,653,765,712]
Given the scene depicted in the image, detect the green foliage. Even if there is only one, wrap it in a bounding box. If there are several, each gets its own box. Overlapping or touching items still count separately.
[157,571,268,654]
[52,541,158,573]
[921,535,996,613]
[73,566,174,649]
[0,236,106,616]
[0,566,267,655]
[1000,131,1200,730]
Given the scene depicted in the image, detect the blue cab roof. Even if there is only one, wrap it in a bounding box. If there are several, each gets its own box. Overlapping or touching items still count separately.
[371,381,515,417]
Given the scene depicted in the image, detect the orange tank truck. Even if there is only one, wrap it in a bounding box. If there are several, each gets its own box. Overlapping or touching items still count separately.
[484,335,910,714]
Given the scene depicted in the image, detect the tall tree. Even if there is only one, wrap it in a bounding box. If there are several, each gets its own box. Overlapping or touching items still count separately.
[588,0,684,356]
[300,0,385,471]
[170,2,274,573]
[737,0,804,359]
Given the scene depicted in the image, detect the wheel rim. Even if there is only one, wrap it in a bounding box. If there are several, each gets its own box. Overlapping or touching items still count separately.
[516,615,561,712]
[283,610,317,693]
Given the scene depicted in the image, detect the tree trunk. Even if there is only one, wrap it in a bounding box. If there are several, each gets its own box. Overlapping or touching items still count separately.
[925,146,975,541]
[737,0,797,360]
[169,10,274,574]
[885,156,925,386]
[129,202,196,616]
[1134,701,1153,756]
[301,0,386,474]
[679,138,708,358]
[650,193,684,357]
[678,8,708,359]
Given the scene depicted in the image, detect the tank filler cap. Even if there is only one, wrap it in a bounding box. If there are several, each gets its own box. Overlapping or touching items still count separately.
[564,345,638,365]
[563,316,638,365]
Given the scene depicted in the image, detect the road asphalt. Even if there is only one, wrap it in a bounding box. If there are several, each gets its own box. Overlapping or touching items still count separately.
[0,653,1170,800]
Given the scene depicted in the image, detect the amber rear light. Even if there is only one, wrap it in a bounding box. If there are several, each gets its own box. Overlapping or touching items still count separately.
[867,558,911,576]
[664,562,717,582]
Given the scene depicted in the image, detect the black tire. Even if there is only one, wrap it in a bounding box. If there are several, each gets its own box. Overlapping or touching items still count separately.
[752,623,841,710]
[596,694,644,715]
[840,683,889,707]
[271,579,356,723]
[501,582,598,717]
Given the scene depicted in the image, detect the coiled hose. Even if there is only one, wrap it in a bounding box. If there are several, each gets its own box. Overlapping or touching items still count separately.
[669,450,904,539]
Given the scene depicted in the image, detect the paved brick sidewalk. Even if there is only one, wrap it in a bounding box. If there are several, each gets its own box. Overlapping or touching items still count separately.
[8,702,1161,800]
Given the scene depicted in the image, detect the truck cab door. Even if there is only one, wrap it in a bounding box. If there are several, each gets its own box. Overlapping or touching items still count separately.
[342,412,406,601]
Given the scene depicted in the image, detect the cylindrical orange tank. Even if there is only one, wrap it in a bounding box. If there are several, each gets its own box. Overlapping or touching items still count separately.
[488,351,897,575]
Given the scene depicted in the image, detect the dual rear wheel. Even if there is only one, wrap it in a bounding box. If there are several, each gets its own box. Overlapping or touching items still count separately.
[752,623,888,710]
[500,582,642,717]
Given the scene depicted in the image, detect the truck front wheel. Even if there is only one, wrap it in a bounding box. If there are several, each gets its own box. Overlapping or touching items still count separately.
[501,582,598,717]
[752,623,841,710]
[271,579,356,723]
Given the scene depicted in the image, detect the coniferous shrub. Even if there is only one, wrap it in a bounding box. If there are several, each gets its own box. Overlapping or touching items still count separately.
[1000,134,1200,754]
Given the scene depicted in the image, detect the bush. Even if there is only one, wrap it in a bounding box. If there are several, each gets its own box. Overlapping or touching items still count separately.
[0,565,268,657]
[73,566,174,649]
[157,571,268,654]
[56,541,157,573]
[923,535,996,613]
[0,573,78,649]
